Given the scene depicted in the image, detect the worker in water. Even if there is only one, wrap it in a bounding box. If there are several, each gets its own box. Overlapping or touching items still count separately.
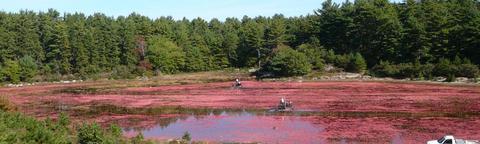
[234,78,241,87]
[280,98,286,109]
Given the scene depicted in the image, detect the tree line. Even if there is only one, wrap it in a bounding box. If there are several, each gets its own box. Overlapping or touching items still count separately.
[0,0,479,83]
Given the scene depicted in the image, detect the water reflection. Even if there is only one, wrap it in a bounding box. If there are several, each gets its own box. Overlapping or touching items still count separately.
[123,111,325,143]
[121,111,480,143]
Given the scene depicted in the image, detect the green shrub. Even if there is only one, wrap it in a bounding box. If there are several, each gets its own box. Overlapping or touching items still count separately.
[0,112,70,144]
[108,124,122,138]
[297,43,325,71]
[371,61,396,77]
[182,131,191,142]
[324,49,336,64]
[57,112,70,127]
[131,132,144,144]
[147,36,185,74]
[371,58,478,81]
[259,45,312,77]
[333,54,350,70]
[432,58,478,78]
[2,60,21,83]
[110,65,135,79]
[347,53,367,73]
[421,63,435,80]
[455,64,479,78]
[0,112,151,144]
[371,61,436,79]
[433,58,454,77]
[18,56,38,82]
[77,122,104,144]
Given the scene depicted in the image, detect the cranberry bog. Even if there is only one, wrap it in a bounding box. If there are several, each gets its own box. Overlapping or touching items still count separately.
[2,80,480,143]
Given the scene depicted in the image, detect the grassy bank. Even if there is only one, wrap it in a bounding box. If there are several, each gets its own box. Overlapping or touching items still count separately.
[0,96,186,144]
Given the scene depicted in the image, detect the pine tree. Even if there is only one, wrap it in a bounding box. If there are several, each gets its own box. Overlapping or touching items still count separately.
[400,0,430,63]
[38,9,60,65]
[223,18,241,67]
[315,0,354,53]
[351,0,403,65]
[184,33,209,71]
[0,3,478,80]
[206,19,228,69]
[66,13,89,77]
[117,16,138,67]
[0,12,15,63]
[421,0,451,60]
[14,11,44,62]
[152,16,175,39]
[48,21,71,74]
[265,14,286,49]
[239,20,265,67]
[449,0,480,65]
[184,45,206,72]
[173,18,191,49]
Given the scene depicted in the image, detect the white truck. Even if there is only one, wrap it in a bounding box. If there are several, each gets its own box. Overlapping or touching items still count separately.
[428,135,479,144]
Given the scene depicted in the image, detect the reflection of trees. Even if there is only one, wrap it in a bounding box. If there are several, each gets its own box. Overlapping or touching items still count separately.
[120,109,267,131]
[119,115,189,132]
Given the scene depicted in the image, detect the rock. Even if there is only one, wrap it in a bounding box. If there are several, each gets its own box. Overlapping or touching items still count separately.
[384,77,394,81]
[344,73,361,79]
[324,65,335,72]
[362,75,372,80]
[320,76,330,80]
[433,77,446,82]
[455,77,469,83]
[6,83,24,87]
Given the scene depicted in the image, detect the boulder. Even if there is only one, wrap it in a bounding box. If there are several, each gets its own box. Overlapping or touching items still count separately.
[344,73,361,79]
[455,77,469,83]
[433,77,446,82]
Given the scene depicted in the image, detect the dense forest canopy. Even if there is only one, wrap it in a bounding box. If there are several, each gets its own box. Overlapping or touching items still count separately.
[0,0,479,83]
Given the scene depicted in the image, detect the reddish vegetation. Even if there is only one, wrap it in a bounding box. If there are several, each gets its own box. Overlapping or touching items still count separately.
[8,81,477,112]
[2,81,480,143]
[307,116,480,143]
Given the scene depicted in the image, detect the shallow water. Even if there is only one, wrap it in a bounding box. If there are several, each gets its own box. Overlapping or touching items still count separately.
[121,110,480,143]
[123,111,326,143]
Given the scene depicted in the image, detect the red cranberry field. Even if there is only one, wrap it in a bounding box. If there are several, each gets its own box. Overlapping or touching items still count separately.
[2,80,480,143]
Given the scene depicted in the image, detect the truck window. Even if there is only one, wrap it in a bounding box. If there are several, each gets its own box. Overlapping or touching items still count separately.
[438,137,445,143]
[444,139,452,144]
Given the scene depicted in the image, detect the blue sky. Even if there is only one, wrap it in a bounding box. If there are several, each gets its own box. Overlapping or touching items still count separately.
[1,0,402,20]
